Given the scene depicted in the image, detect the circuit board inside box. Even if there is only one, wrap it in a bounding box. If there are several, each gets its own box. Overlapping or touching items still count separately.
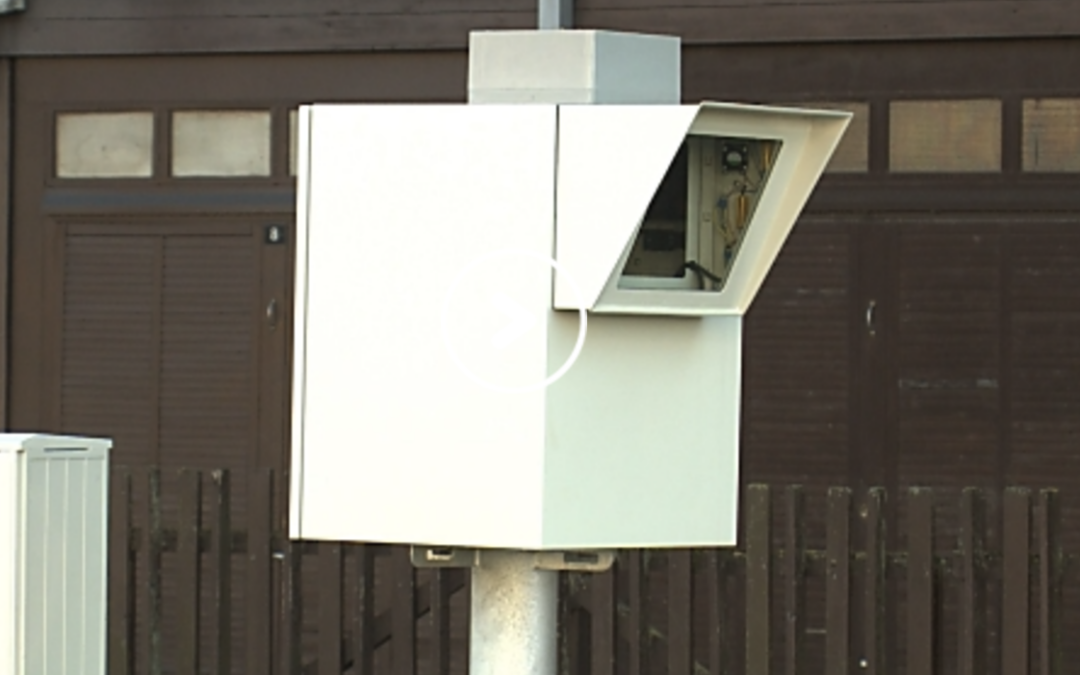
[621,136,782,291]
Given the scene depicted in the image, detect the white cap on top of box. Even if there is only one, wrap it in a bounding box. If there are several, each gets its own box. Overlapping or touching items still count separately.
[467,30,681,105]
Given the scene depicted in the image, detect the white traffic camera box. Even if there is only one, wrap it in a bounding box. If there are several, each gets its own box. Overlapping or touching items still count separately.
[0,434,111,675]
[289,98,849,551]
[290,29,849,549]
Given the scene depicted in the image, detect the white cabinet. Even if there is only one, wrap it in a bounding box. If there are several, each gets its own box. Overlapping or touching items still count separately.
[0,434,111,675]
[289,102,848,551]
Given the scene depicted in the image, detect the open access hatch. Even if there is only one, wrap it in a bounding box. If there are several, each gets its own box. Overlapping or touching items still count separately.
[553,102,851,316]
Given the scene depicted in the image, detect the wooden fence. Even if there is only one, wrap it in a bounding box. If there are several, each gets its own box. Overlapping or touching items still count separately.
[106,468,1075,675]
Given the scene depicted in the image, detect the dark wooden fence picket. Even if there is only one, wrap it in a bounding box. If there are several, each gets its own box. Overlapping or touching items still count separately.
[107,470,1073,675]
[824,487,848,675]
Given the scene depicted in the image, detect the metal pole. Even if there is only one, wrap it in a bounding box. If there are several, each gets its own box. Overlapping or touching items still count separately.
[470,550,558,675]
[537,0,572,30]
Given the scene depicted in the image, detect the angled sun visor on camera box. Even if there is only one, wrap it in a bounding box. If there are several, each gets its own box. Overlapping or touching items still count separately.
[553,103,852,317]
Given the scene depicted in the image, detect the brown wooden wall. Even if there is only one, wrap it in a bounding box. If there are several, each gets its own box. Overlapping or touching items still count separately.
[0,0,1079,56]
[10,39,1080,509]
[8,39,1080,675]
[11,40,1080,484]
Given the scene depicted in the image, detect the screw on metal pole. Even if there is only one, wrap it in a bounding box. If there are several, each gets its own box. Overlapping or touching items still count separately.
[538,0,572,29]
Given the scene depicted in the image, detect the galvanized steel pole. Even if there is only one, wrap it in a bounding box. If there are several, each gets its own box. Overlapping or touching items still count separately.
[538,0,572,29]
[466,10,568,673]
[469,551,558,675]
[461,22,676,675]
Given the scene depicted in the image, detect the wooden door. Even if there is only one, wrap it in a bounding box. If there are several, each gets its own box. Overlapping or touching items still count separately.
[38,214,294,673]
[741,214,860,520]
[864,215,1080,666]
[44,216,293,475]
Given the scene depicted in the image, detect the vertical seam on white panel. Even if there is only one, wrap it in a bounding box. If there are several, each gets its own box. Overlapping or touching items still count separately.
[542,105,562,547]
[98,454,108,675]
[80,459,87,675]
[16,452,25,675]
[290,106,314,540]
[62,459,68,675]
[41,459,48,675]
[551,106,561,300]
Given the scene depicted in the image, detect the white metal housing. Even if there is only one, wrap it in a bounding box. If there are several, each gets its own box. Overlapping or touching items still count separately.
[553,103,851,315]
[290,102,846,550]
[468,30,680,105]
[0,434,111,675]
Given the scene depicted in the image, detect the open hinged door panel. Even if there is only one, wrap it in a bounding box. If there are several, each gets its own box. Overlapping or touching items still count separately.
[291,104,559,546]
[553,102,852,316]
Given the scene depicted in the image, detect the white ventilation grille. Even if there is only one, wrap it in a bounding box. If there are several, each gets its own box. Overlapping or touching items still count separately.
[0,435,111,675]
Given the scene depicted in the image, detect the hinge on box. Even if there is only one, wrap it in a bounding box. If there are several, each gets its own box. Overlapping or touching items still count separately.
[410,546,479,568]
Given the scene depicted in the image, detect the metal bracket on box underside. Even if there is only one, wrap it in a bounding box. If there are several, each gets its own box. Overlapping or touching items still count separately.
[410,546,616,572]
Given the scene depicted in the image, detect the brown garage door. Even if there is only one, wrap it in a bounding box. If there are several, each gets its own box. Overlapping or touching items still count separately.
[39,214,295,674]
[741,213,1080,670]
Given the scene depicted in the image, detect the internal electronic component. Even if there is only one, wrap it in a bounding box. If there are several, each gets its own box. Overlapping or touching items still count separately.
[619,135,781,291]
[720,143,749,173]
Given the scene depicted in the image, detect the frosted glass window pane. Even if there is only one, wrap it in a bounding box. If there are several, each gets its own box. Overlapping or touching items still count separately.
[56,112,154,178]
[172,110,271,177]
[289,109,298,177]
[890,100,1001,172]
[802,102,869,173]
[1023,99,1080,172]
